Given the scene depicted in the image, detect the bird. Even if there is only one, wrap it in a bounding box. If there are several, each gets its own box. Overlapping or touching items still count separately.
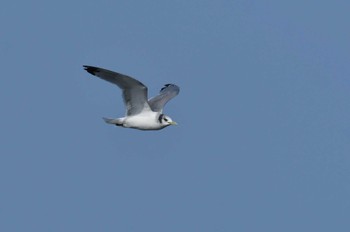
[83,65,180,130]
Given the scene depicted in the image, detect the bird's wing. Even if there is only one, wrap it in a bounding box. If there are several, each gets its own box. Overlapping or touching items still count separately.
[148,84,180,112]
[83,65,152,116]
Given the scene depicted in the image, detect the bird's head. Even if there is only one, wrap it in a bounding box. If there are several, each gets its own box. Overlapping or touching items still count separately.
[158,114,177,126]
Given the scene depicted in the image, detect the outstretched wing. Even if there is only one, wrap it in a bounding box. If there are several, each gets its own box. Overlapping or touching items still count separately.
[83,65,151,116]
[148,84,180,112]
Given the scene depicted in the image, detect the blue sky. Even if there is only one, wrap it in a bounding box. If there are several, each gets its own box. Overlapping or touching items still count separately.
[1,0,350,231]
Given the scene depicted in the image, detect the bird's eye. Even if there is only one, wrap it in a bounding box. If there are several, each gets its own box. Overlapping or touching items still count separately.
[164,118,168,122]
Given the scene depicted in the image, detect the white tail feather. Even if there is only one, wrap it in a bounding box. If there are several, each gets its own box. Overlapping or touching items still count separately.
[102,117,123,126]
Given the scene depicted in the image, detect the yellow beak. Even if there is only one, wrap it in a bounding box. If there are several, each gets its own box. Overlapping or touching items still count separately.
[169,121,177,125]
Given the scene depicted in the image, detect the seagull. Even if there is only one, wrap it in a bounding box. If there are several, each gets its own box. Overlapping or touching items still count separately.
[83,65,180,130]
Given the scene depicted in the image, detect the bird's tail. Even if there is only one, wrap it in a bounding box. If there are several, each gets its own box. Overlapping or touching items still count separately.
[102,117,123,126]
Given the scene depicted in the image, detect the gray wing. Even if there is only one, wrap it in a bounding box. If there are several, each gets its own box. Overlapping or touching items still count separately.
[148,84,180,112]
[83,65,152,116]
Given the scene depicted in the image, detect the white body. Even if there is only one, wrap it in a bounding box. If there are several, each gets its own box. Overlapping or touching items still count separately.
[122,112,163,130]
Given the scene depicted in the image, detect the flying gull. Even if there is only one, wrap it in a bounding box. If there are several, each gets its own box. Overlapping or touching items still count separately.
[83,65,180,130]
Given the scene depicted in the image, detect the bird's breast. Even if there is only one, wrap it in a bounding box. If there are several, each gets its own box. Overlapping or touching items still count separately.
[123,112,163,130]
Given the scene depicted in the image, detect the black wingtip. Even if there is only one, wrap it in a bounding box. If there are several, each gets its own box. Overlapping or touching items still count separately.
[161,84,172,91]
[83,65,99,76]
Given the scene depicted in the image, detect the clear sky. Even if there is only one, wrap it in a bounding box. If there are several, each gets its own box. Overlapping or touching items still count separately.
[1,0,350,231]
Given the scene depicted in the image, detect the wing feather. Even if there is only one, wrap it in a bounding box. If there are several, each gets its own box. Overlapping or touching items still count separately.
[83,65,151,116]
[148,84,180,112]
